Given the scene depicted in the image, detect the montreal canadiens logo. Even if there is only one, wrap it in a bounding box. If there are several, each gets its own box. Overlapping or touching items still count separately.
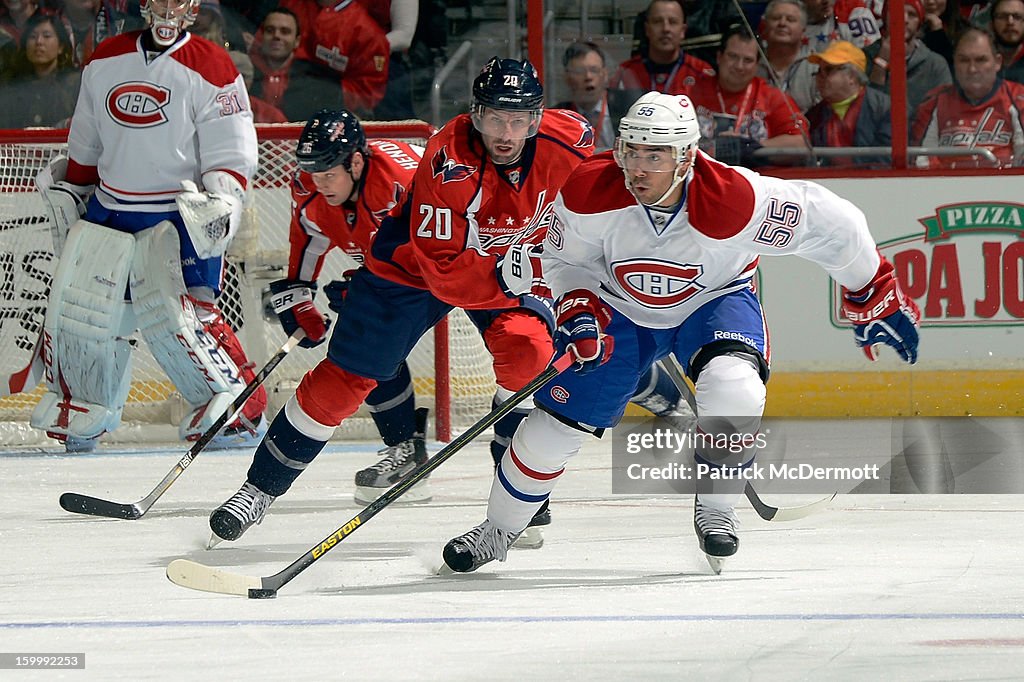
[106,82,170,128]
[549,385,570,403]
[612,259,704,308]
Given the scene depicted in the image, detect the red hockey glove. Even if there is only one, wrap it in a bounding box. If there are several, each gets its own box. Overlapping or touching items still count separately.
[269,279,331,348]
[555,289,615,374]
[840,258,920,364]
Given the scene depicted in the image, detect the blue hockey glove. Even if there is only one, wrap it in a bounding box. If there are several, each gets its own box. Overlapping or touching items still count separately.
[323,269,358,314]
[840,258,920,364]
[554,289,614,374]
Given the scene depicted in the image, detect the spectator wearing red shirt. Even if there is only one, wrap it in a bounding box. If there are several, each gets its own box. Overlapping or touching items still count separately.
[280,0,389,115]
[230,50,286,123]
[689,26,809,167]
[611,0,714,94]
[805,40,892,166]
[249,7,344,122]
[913,28,1024,167]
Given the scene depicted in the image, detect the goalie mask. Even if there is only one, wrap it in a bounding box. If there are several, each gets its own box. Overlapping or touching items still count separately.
[471,57,544,140]
[615,92,700,206]
[142,0,199,47]
[296,109,368,174]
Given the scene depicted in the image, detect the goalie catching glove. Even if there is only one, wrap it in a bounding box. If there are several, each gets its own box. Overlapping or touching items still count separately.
[35,155,93,255]
[555,289,614,374]
[840,257,920,364]
[175,171,245,259]
[269,280,331,348]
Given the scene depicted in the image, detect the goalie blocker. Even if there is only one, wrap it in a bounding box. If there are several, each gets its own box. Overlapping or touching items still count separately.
[31,219,266,443]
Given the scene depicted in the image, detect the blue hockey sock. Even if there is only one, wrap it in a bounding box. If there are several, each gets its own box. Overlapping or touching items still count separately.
[247,409,328,497]
[366,362,417,447]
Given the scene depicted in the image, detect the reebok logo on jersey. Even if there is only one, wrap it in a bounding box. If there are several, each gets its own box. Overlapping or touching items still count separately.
[431,147,476,183]
[612,259,705,308]
[106,82,170,128]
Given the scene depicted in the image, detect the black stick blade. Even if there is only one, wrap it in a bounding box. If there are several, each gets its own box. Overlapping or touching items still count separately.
[59,492,142,520]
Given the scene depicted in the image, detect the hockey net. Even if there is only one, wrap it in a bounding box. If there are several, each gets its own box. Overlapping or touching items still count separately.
[0,122,496,445]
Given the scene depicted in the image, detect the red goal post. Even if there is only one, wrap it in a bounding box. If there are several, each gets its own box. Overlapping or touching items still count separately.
[0,122,496,445]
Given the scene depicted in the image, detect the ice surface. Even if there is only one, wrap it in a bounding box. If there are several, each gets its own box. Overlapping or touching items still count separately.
[2,429,1023,681]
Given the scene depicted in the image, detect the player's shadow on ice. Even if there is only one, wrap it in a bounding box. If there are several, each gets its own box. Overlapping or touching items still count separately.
[312,568,782,597]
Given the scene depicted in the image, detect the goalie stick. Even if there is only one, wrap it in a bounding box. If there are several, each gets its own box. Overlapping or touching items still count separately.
[58,330,306,520]
[166,351,576,599]
[659,355,836,522]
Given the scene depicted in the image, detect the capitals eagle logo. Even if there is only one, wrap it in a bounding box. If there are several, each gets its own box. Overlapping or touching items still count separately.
[431,146,476,183]
[556,110,594,149]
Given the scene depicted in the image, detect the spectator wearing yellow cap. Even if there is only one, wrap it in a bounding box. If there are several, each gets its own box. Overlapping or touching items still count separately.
[865,0,951,113]
[805,40,892,165]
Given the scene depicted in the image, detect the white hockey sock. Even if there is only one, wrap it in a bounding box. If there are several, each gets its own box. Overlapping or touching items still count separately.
[486,409,585,531]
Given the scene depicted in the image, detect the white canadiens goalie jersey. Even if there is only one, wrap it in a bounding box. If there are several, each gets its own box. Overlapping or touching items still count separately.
[543,151,882,329]
[67,31,257,211]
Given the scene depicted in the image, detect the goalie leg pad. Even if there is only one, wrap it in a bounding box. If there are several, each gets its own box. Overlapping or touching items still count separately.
[30,221,135,439]
[130,222,252,439]
[191,296,268,426]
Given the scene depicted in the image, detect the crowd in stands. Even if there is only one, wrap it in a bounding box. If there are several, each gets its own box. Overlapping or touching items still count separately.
[1,0,1023,169]
[555,0,1024,168]
[0,0,423,127]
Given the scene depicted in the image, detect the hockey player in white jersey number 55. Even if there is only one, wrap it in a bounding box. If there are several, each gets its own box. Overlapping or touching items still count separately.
[31,0,267,452]
[443,91,920,574]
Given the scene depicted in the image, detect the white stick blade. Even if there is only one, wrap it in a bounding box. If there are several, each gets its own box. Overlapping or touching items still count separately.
[166,559,261,597]
[769,493,837,522]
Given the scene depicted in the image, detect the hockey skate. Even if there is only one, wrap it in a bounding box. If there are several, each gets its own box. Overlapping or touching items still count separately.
[693,496,739,574]
[442,519,522,573]
[512,499,550,549]
[661,399,697,434]
[64,435,99,453]
[208,414,268,450]
[353,408,430,504]
[208,482,275,547]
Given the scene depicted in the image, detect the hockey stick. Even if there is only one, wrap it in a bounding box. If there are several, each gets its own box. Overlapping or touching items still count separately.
[166,351,575,598]
[58,330,305,520]
[659,355,836,522]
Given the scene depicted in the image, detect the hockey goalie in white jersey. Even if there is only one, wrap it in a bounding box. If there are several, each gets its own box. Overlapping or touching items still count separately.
[443,91,920,574]
[31,0,266,451]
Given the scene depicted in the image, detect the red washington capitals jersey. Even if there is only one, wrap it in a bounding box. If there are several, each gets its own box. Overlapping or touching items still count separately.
[911,80,1024,168]
[288,139,422,282]
[365,109,595,310]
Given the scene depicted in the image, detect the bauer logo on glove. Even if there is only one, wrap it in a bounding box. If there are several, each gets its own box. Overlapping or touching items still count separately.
[840,257,921,364]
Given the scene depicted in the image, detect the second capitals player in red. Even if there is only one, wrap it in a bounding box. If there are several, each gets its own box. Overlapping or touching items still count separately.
[208,57,595,546]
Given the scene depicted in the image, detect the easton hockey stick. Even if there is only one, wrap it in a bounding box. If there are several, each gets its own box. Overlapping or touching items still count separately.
[659,355,836,522]
[166,351,576,598]
[58,330,306,520]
